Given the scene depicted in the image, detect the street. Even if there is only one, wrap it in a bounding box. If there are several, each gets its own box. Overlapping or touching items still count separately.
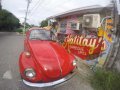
[0,32,93,90]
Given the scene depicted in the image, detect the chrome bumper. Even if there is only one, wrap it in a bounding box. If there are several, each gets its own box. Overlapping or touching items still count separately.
[23,69,76,87]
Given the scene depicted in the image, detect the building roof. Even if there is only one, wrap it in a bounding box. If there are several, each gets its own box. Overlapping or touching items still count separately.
[48,4,113,19]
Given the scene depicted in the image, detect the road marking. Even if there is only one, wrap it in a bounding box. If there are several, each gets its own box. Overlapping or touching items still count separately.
[3,70,12,79]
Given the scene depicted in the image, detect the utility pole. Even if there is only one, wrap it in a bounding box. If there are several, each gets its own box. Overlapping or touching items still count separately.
[23,0,31,34]
[0,0,2,10]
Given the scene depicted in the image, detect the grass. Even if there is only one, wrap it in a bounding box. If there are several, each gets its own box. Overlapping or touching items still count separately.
[90,68,120,90]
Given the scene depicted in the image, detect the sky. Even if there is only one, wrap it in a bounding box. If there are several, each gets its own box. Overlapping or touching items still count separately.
[2,0,111,26]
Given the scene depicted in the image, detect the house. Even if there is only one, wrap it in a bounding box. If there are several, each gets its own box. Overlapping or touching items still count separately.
[48,4,113,35]
[47,4,115,67]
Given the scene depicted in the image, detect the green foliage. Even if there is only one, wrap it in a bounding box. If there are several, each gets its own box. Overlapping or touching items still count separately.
[22,22,32,29]
[90,68,120,90]
[30,24,35,27]
[0,9,20,31]
[40,19,48,27]
[16,28,23,33]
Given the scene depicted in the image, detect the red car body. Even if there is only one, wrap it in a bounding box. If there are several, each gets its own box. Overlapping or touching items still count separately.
[19,27,76,87]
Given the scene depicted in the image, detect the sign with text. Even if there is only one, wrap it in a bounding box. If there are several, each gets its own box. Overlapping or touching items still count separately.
[63,35,107,60]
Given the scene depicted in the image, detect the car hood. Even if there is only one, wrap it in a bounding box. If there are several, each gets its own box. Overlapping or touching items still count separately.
[28,40,72,80]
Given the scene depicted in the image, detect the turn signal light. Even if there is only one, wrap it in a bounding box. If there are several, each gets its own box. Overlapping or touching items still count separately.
[25,51,31,57]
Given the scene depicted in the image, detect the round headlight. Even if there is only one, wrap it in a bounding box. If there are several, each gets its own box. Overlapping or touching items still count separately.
[25,68,36,78]
[72,60,77,66]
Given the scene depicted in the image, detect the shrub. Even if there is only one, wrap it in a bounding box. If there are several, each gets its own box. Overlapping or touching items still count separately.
[16,28,23,33]
[90,68,120,90]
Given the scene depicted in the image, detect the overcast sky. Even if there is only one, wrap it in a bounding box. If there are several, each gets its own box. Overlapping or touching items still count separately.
[2,0,111,25]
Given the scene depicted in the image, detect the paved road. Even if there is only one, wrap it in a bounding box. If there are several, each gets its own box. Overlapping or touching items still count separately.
[0,32,93,90]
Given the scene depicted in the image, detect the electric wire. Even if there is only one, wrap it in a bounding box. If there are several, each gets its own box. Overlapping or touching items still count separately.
[29,0,43,16]
[29,0,41,13]
[29,0,73,17]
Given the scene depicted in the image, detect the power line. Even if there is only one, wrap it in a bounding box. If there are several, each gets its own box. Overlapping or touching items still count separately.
[28,0,74,25]
[29,0,41,13]
[29,0,70,16]
[29,0,74,17]
[29,0,43,16]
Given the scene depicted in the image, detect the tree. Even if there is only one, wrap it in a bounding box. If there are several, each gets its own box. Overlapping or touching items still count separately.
[40,19,48,27]
[0,9,20,31]
[30,24,35,27]
[22,22,31,29]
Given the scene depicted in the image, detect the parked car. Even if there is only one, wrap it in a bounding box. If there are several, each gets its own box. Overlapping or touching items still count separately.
[19,27,76,87]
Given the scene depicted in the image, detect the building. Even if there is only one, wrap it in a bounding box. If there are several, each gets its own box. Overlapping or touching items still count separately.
[48,4,113,35]
[48,4,115,68]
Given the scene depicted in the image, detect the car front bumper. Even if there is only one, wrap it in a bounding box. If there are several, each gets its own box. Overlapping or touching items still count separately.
[23,69,76,87]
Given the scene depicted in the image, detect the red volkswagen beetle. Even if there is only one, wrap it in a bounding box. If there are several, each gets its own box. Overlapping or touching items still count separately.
[19,27,76,87]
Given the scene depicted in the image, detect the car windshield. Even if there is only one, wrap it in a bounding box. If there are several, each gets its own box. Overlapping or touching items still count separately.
[29,29,51,40]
